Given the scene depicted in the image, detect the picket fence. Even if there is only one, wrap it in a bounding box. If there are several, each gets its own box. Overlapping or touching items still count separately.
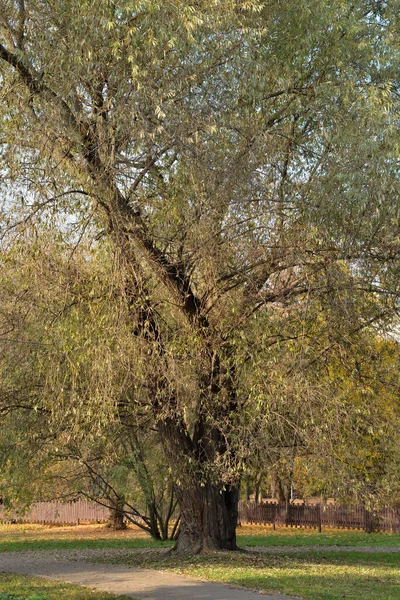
[238,501,400,533]
[0,500,110,525]
[1,500,400,533]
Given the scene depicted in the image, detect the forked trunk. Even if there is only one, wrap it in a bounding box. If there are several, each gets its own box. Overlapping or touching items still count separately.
[173,481,239,554]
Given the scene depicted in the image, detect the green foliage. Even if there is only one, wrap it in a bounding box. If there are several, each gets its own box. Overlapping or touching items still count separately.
[0,234,179,537]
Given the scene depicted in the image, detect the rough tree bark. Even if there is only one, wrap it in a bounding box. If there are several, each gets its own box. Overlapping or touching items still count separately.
[174,482,239,553]
[155,381,240,553]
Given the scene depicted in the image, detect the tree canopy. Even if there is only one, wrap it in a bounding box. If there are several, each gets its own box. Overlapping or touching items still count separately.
[1,0,400,552]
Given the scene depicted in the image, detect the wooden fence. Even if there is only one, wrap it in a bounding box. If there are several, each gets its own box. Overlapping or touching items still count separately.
[238,501,400,533]
[1,500,400,532]
[0,500,110,525]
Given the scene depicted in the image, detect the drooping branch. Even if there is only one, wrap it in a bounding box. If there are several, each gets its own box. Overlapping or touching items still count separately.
[0,42,79,131]
[0,44,208,327]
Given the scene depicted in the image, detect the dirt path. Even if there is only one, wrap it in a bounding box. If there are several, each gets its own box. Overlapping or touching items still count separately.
[0,548,302,600]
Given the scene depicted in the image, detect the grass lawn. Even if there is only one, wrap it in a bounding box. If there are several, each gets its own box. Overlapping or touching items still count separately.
[0,524,172,552]
[237,524,400,547]
[0,573,133,600]
[101,548,400,600]
[1,523,399,551]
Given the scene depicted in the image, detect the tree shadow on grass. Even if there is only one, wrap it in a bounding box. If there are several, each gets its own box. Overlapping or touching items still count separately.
[102,548,400,600]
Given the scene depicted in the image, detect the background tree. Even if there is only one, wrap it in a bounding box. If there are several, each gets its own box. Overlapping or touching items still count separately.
[0,232,178,539]
[242,324,400,507]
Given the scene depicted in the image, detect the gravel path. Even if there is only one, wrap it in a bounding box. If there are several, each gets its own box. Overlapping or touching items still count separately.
[0,548,302,600]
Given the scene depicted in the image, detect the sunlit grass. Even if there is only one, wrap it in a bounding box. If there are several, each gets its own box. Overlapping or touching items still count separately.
[101,548,400,600]
[1,522,398,552]
[237,524,400,547]
[0,524,172,552]
[0,574,133,600]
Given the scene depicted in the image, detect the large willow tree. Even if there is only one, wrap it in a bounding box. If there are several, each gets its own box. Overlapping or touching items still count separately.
[1,1,399,552]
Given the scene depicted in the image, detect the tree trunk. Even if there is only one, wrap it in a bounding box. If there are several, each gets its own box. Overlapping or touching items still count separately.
[158,414,240,553]
[244,475,251,502]
[173,481,239,554]
[107,497,127,530]
[271,470,290,504]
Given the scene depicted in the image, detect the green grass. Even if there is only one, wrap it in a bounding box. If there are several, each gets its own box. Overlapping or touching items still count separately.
[237,527,400,547]
[100,548,400,600]
[0,574,133,600]
[0,523,172,553]
[2,531,397,553]
[1,523,398,552]
[0,537,172,553]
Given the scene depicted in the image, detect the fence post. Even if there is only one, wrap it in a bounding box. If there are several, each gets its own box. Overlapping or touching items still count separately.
[365,507,371,533]
[288,503,293,528]
[317,504,322,533]
[273,503,276,530]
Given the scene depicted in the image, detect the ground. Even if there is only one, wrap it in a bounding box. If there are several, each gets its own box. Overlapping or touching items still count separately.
[0,524,399,600]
